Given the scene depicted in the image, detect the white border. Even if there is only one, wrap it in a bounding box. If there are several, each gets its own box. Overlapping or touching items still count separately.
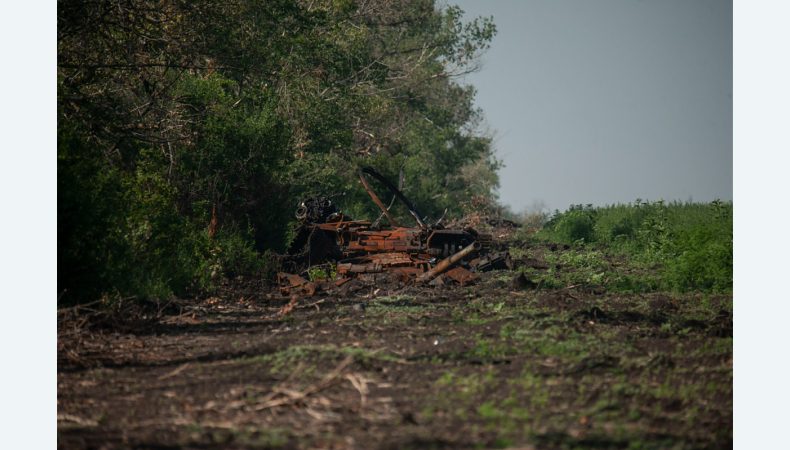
[734,0,790,447]
[0,2,57,448]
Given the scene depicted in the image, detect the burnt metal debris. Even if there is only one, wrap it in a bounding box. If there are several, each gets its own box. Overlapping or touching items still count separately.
[278,167,512,296]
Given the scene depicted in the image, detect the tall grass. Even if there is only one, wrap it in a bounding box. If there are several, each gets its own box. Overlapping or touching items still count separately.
[538,200,732,292]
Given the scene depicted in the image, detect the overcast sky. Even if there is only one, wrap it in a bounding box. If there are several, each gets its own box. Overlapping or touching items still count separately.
[451,0,732,212]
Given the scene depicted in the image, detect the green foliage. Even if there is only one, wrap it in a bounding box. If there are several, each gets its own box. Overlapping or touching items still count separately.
[538,200,732,293]
[58,0,498,304]
[58,122,135,302]
[123,163,213,298]
[307,264,337,282]
[58,130,213,303]
[543,204,597,244]
[662,203,732,292]
[212,231,266,279]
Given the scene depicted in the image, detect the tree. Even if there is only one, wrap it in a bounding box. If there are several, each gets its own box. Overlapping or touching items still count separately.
[58,0,498,304]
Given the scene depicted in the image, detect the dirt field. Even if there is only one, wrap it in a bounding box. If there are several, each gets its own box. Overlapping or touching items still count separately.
[58,242,732,449]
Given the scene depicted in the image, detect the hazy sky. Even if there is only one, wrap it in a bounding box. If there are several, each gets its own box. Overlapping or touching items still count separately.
[451,0,732,212]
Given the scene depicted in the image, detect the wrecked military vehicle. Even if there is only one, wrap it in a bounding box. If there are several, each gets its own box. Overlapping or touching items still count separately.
[277,167,512,296]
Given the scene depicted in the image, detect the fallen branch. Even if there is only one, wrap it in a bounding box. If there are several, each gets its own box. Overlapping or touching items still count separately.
[158,363,190,380]
[57,414,98,427]
[252,356,354,411]
[345,372,369,409]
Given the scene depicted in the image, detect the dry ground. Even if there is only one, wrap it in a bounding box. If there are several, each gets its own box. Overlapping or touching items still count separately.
[58,243,732,449]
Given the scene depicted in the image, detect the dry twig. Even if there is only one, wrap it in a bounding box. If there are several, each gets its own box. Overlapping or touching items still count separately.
[252,356,354,411]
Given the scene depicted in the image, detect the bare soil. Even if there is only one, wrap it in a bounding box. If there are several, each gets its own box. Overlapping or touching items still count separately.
[58,244,732,449]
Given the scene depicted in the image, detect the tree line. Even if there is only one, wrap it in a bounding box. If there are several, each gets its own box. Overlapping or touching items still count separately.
[58,0,499,304]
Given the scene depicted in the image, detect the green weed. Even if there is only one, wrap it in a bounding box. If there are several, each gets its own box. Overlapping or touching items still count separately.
[538,200,732,293]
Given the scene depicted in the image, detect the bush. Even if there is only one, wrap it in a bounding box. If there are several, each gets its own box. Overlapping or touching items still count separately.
[538,200,732,293]
[213,231,265,279]
[662,204,732,292]
[543,205,597,244]
[57,136,215,304]
[593,202,653,242]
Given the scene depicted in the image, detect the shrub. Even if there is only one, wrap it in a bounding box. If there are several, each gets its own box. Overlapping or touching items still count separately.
[538,200,732,293]
[213,231,265,279]
[662,204,732,292]
[543,205,597,244]
[593,203,652,242]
